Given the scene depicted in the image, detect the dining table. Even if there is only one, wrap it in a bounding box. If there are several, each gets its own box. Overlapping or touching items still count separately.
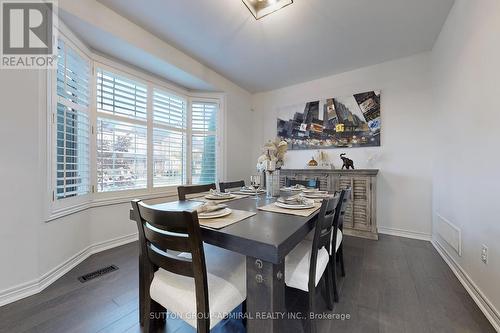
[129,195,321,333]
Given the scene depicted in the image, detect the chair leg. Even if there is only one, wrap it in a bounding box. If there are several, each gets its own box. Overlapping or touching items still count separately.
[339,244,346,277]
[330,258,339,303]
[325,264,334,311]
[145,297,166,333]
[307,288,317,333]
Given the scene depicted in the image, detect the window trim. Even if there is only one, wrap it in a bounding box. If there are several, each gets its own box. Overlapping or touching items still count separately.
[46,25,225,221]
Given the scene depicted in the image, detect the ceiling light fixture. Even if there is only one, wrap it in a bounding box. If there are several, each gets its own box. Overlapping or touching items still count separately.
[242,0,293,20]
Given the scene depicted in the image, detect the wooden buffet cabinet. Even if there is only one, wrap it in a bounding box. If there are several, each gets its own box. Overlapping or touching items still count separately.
[279,169,379,240]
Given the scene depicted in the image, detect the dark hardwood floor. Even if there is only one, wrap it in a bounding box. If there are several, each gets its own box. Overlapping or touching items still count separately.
[0,235,494,333]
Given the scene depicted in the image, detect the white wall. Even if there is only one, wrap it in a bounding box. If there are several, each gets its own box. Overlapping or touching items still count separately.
[0,13,253,301]
[431,0,500,324]
[252,53,434,238]
[0,70,44,291]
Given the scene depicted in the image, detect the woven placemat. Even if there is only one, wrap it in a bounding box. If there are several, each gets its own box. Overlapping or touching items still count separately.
[199,209,256,229]
[257,202,321,217]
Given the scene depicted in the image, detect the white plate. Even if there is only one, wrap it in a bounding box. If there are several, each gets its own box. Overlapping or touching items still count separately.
[275,202,315,210]
[198,208,232,219]
[204,194,236,200]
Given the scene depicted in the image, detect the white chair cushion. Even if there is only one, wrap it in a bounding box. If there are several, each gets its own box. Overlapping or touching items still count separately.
[329,229,343,255]
[150,244,246,329]
[285,241,330,292]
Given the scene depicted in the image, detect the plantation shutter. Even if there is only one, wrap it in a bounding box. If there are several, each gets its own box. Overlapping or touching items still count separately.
[96,68,148,192]
[152,89,187,187]
[96,68,147,121]
[191,101,218,184]
[55,39,91,200]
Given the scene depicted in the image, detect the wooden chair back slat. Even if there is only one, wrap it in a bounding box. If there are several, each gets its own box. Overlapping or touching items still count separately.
[219,180,245,193]
[138,205,193,233]
[177,183,216,201]
[147,245,195,277]
[143,223,192,253]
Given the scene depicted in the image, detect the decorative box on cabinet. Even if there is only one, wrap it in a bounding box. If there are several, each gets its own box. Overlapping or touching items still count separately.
[280,169,379,240]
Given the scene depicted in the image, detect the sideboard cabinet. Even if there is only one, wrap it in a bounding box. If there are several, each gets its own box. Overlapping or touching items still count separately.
[279,169,379,240]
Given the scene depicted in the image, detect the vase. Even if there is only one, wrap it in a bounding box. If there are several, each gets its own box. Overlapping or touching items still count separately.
[265,169,281,198]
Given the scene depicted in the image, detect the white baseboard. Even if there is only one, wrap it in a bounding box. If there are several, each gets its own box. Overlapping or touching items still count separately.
[432,239,500,332]
[0,233,138,307]
[378,226,432,241]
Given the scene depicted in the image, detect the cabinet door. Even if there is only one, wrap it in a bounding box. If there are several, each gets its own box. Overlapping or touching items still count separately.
[336,176,354,229]
[352,177,371,231]
[336,176,371,230]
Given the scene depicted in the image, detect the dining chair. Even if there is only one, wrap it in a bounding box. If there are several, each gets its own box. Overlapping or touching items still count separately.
[326,189,347,303]
[177,183,216,200]
[131,199,246,333]
[284,195,340,333]
[285,177,320,189]
[336,187,351,279]
[219,180,245,193]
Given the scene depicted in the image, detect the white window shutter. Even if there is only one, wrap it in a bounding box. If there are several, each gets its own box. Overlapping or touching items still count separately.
[152,89,187,187]
[95,68,148,192]
[191,101,218,184]
[55,39,91,200]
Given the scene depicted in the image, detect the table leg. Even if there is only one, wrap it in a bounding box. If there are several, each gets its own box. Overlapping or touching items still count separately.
[246,256,285,333]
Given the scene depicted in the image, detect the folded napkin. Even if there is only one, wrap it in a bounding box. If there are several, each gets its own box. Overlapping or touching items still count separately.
[278,195,314,205]
[209,189,231,197]
[241,186,256,191]
[196,202,227,213]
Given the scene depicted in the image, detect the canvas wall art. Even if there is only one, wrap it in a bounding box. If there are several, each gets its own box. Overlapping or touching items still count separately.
[277,91,381,150]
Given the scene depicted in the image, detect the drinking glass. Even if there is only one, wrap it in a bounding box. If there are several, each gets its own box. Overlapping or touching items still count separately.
[250,175,261,199]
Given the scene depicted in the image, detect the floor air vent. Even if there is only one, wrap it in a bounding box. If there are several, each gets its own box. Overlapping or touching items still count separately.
[78,265,119,283]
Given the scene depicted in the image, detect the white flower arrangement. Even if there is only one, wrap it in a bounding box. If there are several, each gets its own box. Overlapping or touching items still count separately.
[256,138,288,173]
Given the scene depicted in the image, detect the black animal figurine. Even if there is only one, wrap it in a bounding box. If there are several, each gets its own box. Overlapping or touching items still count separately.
[340,153,355,169]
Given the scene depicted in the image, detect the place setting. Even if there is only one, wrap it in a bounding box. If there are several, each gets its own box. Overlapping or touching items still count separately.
[195,201,256,229]
[300,188,333,202]
[258,194,322,217]
[191,188,249,203]
[231,175,266,197]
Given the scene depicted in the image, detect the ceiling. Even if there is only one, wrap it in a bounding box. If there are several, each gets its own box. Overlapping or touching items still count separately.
[98,0,454,93]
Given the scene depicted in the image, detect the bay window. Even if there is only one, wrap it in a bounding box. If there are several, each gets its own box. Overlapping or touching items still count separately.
[50,32,223,218]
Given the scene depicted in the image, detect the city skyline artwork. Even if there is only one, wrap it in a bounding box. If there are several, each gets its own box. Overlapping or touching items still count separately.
[277,90,381,150]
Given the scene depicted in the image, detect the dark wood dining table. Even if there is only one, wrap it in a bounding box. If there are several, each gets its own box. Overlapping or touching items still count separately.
[129,196,320,333]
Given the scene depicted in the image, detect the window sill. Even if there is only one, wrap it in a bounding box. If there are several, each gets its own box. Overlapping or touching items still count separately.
[45,190,179,222]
